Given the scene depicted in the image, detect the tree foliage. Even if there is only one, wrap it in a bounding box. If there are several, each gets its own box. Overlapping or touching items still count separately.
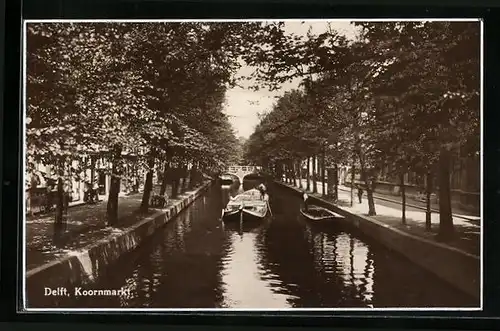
[26,22,270,226]
[243,21,480,233]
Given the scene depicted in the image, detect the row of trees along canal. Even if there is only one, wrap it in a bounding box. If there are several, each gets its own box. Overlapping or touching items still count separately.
[242,22,479,241]
[26,23,269,245]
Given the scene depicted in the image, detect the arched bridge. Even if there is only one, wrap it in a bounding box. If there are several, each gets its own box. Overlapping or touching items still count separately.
[222,165,262,184]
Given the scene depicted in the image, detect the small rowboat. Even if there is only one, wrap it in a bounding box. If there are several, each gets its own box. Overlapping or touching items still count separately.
[300,205,344,222]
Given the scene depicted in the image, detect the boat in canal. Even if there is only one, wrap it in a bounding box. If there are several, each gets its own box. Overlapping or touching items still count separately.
[219,174,235,185]
[300,205,344,222]
[223,188,270,222]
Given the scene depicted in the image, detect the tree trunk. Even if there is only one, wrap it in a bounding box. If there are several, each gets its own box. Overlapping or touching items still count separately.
[327,168,335,199]
[425,171,432,231]
[284,164,287,184]
[291,160,297,186]
[321,149,326,196]
[107,144,122,226]
[27,184,33,217]
[306,157,311,191]
[178,163,184,188]
[53,170,65,246]
[312,155,317,194]
[334,163,339,201]
[312,155,318,193]
[350,161,355,207]
[89,156,99,200]
[400,171,406,225]
[171,166,180,199]
[140,167,154,212]
[360,156,376,216]
[178,163,186,189]
[131,162,138,193]
[298,160,303,189]
[55,176,64,223]
[159,161,170,196]
[189,162,198,189]
[183,164,189,189]
[90,157,96,188]
[140,150,156,213]
[365,188,376,214]
[438,147,454,240]
[317,158,321,188]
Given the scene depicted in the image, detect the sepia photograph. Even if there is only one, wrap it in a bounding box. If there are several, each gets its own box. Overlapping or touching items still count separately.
[22,19,481,310]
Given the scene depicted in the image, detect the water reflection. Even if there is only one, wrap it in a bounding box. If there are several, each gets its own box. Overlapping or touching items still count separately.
[222,219,266,236]
[218,186,289,308]
[219,230,292,308]
[49,184,477,309]
[310,231,375,307]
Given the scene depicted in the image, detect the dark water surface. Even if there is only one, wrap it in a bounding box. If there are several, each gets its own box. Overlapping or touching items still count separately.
[54,181,476,308]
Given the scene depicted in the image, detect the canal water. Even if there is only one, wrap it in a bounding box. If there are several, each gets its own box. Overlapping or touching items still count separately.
[61,181,476,309]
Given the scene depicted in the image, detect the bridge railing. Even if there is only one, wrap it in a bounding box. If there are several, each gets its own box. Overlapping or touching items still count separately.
[226,166,259,173]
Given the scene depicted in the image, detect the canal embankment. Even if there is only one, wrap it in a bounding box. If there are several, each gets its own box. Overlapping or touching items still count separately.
[276,181,480,301]
[26,180,215,304]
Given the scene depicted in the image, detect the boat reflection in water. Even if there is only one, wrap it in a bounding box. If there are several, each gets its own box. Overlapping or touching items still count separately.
[308,225,375,307]
[219,205,285,308]
[221,216,270,235]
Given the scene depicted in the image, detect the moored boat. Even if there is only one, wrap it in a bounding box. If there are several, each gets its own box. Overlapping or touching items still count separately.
[223,188,270,222]
[219,174,235,185]
[300,205,344,222]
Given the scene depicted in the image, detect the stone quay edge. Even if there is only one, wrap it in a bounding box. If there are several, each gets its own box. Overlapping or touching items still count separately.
[25,181,215,299]
[277,181,480,301]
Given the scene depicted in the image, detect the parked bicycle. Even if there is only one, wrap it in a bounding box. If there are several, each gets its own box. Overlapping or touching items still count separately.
[83,182,99,204]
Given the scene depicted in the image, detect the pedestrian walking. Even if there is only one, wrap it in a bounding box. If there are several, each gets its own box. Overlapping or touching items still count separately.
[357,185,363,203]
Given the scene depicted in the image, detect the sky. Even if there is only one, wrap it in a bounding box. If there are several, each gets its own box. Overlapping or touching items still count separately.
[224,20,361,139]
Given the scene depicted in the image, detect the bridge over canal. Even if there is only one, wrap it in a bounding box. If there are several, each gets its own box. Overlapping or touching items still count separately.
[222,165,262,183]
